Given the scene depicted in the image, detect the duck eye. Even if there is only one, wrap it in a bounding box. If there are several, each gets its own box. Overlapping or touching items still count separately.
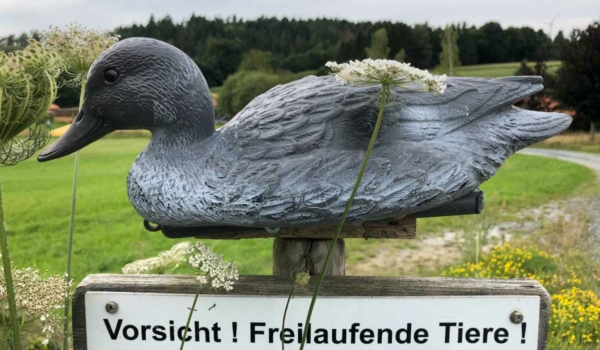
[104,69,119,83]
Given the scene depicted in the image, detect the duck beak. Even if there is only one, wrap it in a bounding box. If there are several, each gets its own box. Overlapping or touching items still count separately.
[37,109,115,162]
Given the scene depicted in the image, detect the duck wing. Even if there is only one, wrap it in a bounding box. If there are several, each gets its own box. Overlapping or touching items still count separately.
[212,75,570,227]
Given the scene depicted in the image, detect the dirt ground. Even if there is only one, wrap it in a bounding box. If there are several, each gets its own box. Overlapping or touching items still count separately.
[346,192,600,276]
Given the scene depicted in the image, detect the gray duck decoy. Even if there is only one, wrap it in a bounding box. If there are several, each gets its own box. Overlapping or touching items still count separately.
[38,38,571,233]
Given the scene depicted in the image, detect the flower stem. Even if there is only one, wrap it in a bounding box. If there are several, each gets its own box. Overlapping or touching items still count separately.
[281,285,296,350]
[180,284,202,350]
[0,87,23,350]
[0,180,23,350]
[62,78,85,350]
[299,89,389,350]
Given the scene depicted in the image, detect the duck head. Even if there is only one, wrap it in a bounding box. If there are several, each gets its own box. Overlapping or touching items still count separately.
[38,37,215,162]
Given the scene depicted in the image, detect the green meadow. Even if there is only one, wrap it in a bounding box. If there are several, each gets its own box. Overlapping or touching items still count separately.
[0,138,594,284]
[431,61,561,78]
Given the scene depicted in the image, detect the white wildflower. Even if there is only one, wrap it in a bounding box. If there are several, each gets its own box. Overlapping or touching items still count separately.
[0,266,72,346]
[325,59,447,94]
[187,242,239,291]
[294,271,310,289]
[0,39,60,165]
[122,242,191,274]
[196,275,208,285]
[42,23,119,87]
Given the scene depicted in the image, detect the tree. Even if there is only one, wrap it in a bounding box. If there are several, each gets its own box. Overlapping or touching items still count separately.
[439,25,460,75]
[457,24,480,65]
[549,30,567,59]
[554,30,567,47]
[365,28,390,59]
[405,24,433,69]
[337,31,368,61]
[516,50,555,112]
[394,48,406,62]
[238,50,276,72]
[198,37,244,86]
[556,21,600,140]
[477,22,507,63]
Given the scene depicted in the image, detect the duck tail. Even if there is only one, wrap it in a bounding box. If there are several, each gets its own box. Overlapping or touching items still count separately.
[488,106,572,152]
[467,76,572,153]
[460,106,572,180]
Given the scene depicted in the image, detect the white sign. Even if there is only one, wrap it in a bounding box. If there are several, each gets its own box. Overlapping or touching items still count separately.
[85,292,540,350]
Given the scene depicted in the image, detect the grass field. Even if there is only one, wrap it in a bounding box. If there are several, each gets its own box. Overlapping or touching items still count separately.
[431,61,561,78]
[0,138,594,284]
[417,153,595,233]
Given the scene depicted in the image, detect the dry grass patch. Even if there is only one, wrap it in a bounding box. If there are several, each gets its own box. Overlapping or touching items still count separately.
[535,132,600,154]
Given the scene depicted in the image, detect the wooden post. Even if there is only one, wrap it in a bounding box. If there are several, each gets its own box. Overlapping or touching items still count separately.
[273,238,345,277]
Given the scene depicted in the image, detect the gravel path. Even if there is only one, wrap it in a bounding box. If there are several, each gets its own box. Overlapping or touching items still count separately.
[519,148,600,259]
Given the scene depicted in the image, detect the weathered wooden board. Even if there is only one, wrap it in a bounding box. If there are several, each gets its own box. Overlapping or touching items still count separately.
[73,274,550,350]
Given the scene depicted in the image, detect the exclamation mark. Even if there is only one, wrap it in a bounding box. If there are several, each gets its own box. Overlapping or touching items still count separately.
[521,322,527,344]
[232,322,238,343]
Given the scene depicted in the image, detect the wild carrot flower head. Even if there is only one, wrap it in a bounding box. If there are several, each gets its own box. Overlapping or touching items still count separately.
[0,39,60,165]
[122,242,191,274]
[42,23,119,87]
[188,242,239,291]
[0,264,72,346]
[325,59,447,95]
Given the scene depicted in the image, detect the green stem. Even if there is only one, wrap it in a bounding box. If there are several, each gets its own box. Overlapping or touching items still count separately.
[62,78,85,350]
[78,79,86,112]
[298,89,389,350]
[0,180,23,350]
[281,286,296,350]
[179,284,202,350]
[0,89,5,160]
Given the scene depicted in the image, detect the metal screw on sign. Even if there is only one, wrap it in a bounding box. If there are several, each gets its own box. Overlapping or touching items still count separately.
[105,301,119,314]
[510,310,524,324]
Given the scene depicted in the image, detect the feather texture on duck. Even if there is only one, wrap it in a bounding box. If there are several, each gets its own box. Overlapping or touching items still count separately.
[37,38,571,228]
[128,75,569,227]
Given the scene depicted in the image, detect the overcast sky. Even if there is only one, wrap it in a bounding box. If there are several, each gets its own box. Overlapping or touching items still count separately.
[0,0,598,39]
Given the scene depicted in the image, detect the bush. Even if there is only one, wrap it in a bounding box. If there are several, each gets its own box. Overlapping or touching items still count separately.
[443,243,557,281]
[444,244,600,349]
[217,71,279,117]
[555,21,600,139]
[515,51,557,112]
[550,287,600,347]
[217,70,316,117]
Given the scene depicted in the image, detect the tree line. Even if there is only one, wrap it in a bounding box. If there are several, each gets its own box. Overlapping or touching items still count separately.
[5,15,597,138]
[1,15,565,89]
[117,16,565,87]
